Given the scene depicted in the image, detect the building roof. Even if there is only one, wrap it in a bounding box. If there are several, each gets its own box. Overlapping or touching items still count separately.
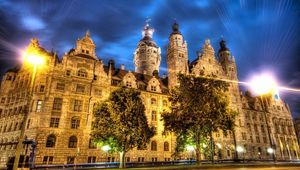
[103,65,169,94]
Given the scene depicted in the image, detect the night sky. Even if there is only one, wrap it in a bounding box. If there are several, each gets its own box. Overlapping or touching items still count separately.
[0,0,299,118]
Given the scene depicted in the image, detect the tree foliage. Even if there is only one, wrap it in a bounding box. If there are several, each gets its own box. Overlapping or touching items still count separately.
[162,74,237,162]
[91,86,155,168]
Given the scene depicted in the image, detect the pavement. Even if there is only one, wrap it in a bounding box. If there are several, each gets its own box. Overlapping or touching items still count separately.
[92,162,300,170]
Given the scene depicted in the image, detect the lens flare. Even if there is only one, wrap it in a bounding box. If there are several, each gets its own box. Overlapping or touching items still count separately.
[250,74,278,95]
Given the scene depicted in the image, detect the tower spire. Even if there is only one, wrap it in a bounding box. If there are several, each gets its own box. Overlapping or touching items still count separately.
[142,18,154,38]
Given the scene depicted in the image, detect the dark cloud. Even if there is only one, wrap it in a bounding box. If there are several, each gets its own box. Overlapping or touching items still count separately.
[0,0,299,118]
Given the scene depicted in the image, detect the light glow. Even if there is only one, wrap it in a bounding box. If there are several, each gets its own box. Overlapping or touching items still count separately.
[267,147,274,154]
[236,146,244,153]
[23,51,45,66]
[186,145,195,151]
[101,145,111,152]
[250,74,278,95]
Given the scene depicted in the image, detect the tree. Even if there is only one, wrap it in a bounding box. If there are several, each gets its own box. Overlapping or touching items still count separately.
[162,74,237,163]
[91,86,155,168]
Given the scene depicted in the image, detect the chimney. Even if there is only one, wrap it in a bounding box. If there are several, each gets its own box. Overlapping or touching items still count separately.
[108,60,115,70]
[120,64,125,70]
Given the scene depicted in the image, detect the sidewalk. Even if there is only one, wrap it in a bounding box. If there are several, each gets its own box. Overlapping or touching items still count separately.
[95,162,300,170]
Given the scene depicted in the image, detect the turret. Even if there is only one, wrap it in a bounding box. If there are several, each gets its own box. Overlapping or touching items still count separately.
[218,39,237,79]
[134,23,161,75]
[167,22,188,88]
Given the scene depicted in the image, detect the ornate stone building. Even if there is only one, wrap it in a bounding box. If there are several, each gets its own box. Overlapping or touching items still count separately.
[0,22,298,168]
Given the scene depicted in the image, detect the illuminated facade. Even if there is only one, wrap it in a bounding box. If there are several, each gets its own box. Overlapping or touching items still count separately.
[0,23,298,168]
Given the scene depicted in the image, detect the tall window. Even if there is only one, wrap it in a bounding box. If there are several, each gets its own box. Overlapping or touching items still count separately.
[76,84,85,93]
[67,157,75,164]
[43,156,54,165]
[71,117,80,129]
[39,85,45,92]
[151,111,157,121]
[151,141,157,151]
[14,122,18,131]
[56,82,65,91]
[68,136,77,148]
[261,125,265,134]
[46,134,56,148]
[89,138,97,149]
[151,98,156,105]
[241,132,247,140]
[164,142,169,151]
[50,118,60,128]
[88,156,96,163]
[77,69,87,77]
[36,100,43,112]
[53,98,63,111]
[74,100,83,112]
[162,100,168,106]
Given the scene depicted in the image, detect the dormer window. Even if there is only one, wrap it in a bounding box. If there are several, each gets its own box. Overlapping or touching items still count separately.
[151,86,156,92]
[126,81,132,87]
[77,69,87,78]
[86,50,89,54]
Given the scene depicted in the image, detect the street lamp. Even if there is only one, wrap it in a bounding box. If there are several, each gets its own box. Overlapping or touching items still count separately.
[267,147,274,154]
[236,146,245,162]
[13,47,45,170]
[186,145,195,161]
[250,73,277,163]
[236,146,244,153]
[102,145,111,162]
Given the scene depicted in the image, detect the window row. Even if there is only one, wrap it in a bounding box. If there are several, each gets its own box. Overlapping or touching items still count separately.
[53,98,83,112]
[45,135,170,152]
[50,117,80,129]
[0,122,23,133]
[150,141,169,151]
[41,156,171,165]
[0,106,25,117]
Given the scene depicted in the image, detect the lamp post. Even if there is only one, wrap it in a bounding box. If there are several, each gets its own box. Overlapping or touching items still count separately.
[236,146,245,162]
[101,145,111,162]
[13,48,45,170]
[250,74,277,163]
[186,145,195,162]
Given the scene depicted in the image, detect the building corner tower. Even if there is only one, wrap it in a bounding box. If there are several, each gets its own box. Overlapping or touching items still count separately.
[134,23,161,75]
[218,39,237,80]
[167,22,189,89]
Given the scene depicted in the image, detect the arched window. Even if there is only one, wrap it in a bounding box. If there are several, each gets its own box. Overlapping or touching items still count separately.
[71,117,80,129]
[151,98,156,105]
[162,100,168,107]
[164,142,169,151]
[77,69,87,77]
[46,134,56,148]
[68,136,77,148]
[151,141,157,151]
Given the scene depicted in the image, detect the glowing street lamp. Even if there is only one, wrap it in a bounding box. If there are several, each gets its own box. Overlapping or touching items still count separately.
[24,52,45,66]
[267,147,274,154]
[250,73,277,163]
[13,48,45,170]
[236,146,244,153]
[102,145,111,152]
[186,145,195,151]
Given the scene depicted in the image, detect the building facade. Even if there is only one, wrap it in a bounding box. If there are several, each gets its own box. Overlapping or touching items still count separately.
[0,22,299,168]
